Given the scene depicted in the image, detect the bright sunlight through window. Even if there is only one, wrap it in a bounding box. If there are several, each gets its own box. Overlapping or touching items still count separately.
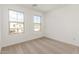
[9,10,24,34]
[33,16,41,31]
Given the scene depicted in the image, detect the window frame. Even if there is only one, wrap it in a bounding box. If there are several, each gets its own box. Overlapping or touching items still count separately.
[33,15,41,32]
[8,9,25,35]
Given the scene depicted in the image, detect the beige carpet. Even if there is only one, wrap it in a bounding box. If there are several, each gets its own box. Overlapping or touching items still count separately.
[1,37,79,54]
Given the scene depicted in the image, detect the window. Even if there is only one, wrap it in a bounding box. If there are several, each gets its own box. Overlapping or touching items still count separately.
[33,16,41,31]
[9,10,24,34]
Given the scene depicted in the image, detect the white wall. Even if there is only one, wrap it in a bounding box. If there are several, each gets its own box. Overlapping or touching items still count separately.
[2,5,44,47]
[45,5,79,47]
[0,5,2,52]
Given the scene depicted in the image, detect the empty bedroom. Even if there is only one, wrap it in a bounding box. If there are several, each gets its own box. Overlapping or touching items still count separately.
[0,4,79,54]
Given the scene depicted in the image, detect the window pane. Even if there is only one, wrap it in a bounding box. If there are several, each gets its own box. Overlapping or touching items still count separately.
[17,12,24,22]
[10,22,17,29]
[17,23,24,33]
[17,28,24,33]
[10,28,18,34]
[33,16,41,23]
[34,23,40,31]
[9,22,24,33]
[10,22,17,34]
[9,10,17,21]
[17,23,24,28]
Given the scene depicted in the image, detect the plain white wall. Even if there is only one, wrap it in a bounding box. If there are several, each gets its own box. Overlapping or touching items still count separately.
[2,5,44,47]
[0,5,1,51]
[45,5,79,46]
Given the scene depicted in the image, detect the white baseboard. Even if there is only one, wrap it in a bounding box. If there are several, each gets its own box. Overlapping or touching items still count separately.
[45,35,79,47]
[2,36,43,47]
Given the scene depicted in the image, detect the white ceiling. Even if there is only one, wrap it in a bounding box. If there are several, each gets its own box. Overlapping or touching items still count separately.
[20,4,68,13]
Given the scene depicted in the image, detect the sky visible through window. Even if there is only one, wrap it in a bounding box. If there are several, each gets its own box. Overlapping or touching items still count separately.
[33,16,41,23]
